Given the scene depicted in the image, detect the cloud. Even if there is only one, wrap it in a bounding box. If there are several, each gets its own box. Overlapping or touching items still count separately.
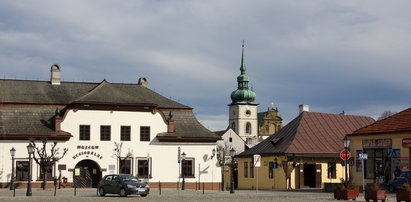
[1,0,411,130]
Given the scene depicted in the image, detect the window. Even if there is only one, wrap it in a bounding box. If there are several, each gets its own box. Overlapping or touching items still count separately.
[140,126,150,141]
[229,137,233,143]
[327,162,336,179]
[244,162,248,178]
[250,161,254,178]
[245,110,251,116]
[16,160,29,181]
[269,161,274,179]
[137,158,152,178]
[364,149,388,179]
[231,122,236,132]
[121,126,131,141]
[39,164,54,181]
[100,125,111,141]
[181,158,194,177]
[79,125,90,140]
[119,158,132,174]
[246,122,252,134]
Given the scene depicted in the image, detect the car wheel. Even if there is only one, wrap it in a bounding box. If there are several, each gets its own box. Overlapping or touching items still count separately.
[119,188,127,197]
[140,194,148,197]
[389,185,395,193]
[99,187,106,196]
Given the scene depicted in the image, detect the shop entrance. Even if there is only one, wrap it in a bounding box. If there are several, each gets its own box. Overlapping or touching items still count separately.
[74,159,101,188]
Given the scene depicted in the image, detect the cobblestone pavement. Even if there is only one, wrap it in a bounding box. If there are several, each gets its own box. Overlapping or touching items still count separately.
[0,188,397,202]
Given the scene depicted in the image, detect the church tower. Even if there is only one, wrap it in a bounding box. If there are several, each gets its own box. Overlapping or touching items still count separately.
[229,43,258,144]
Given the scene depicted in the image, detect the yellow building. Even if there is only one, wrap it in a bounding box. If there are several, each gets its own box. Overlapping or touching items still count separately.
[258,107,283,139]
[347,108,411,190]
[236,109,374,190]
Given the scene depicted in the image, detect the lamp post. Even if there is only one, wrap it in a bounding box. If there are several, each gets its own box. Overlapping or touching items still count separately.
[181,152,186,190]
[26,143,35,196]
[10,147,16,190]
[229,148,236,194]
[212,147,225,191]
[343,136,351,186]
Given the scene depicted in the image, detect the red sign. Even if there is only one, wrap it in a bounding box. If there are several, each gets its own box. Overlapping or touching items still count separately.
[340,150,351,160]
[402,138,411,148]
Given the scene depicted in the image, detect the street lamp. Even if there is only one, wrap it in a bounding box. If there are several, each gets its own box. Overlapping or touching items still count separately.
[343,136,351,186]
[212,147,225,191]
[229,148,236,194]
[10,147,16,190]
[26,143,35,196]
[181,152,186,190]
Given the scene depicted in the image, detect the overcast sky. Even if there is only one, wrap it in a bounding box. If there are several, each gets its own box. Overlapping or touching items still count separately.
[1,1,410,131]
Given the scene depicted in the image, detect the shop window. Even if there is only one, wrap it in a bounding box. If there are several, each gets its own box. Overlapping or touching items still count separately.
[327,162,336,179]
[181,158,195,177]
[364,149,389,180]
[244,162,248,178]
[137,157,151,178]
[79,125,90,141]
[100,125,111,141]
[119,158,132,174]
[16,160,29,181]
[120,126,131,141]
[140,126,150,141]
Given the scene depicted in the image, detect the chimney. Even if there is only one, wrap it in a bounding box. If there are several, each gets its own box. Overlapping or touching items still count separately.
[168,119,175,133]
[138,77,148,87]
[299,104,309,113]
[50,64,61,85]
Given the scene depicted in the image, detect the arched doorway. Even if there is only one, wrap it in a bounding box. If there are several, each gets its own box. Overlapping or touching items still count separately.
[75,159,101,188]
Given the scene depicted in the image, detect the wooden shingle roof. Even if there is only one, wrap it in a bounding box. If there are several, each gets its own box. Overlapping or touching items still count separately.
[238,111,374,158]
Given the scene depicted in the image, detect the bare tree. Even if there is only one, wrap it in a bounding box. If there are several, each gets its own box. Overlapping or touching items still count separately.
[378,110,396,120]
[113,142,133,174]
[30,138,68,189]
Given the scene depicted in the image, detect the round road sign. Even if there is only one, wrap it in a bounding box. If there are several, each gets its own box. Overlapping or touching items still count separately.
[340,150,351,160]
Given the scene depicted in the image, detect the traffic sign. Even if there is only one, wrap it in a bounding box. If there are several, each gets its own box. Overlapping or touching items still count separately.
[340,150,351,160]
[359,153,368,160]
[254,154,261,167]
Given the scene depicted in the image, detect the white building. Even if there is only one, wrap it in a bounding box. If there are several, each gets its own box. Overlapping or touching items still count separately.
[0,64,221,189]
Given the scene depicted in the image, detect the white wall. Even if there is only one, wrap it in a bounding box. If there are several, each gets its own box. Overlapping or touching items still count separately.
[0,109,221,185]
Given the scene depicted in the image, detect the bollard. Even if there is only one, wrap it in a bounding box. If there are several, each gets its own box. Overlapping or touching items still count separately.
[54,176,58,196]
[203,183,205,194]
[13,184,16,197]
[159,181,162,195]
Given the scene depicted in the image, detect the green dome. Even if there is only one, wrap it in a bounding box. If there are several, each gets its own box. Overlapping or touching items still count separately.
[230,89,256,104]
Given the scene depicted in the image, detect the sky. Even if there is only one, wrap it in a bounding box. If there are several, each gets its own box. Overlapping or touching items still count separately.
[1,1,411,131]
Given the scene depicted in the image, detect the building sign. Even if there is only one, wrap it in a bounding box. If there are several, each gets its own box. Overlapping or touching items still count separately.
[77,145,99,150]
[72,151,103,160]
[362,139,392,148]
[402,138,411,148]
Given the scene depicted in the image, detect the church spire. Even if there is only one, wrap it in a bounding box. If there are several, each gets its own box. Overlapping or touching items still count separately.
[229,41,257,105]
[240,40,246,75]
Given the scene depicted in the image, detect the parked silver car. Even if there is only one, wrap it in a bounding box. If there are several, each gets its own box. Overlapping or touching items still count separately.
[98,174,149,197]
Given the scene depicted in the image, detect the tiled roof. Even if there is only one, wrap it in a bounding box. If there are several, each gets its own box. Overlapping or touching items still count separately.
[0,79,189,109]
[238,112,374,157]
[0,105,70,138]
[157,110,221,141]
[0,79,219,141]
[350,108,411,135]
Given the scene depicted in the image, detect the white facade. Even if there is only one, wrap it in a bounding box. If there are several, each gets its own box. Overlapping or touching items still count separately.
[0,108,221,188]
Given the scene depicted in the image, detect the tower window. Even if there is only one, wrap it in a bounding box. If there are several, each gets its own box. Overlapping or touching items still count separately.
[246,122,252,134]
[245,110,251,116]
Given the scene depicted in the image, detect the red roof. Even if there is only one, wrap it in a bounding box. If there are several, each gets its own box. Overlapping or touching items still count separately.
[238,111,375,157]
[350,108,411,136]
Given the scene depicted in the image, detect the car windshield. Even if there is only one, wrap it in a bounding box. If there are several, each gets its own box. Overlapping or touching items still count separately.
[120,175,139,182]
